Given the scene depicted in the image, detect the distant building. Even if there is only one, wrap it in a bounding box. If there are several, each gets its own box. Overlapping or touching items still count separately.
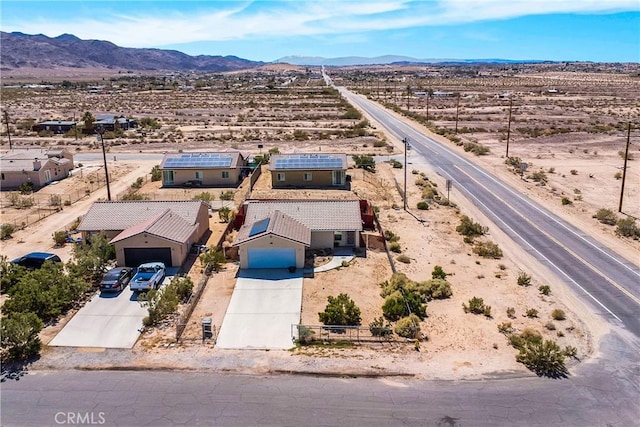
[94,115,137,131]
[159,151,247,187]
[0,148,74,189]
[32,120,77,134]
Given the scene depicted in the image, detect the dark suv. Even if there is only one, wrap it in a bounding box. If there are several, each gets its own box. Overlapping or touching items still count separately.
[11,252,62,270]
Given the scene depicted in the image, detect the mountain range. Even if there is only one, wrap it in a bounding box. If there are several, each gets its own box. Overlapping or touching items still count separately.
[0,32,263,72]
[1,31,548,73]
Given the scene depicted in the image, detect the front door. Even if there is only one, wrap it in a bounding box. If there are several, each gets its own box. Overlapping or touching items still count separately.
[332,170,344,186]
[44,170,52,183]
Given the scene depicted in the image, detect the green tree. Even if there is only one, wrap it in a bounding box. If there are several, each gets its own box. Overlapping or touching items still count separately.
[82,111,95,133]
[150,165,162,182]
[1,312,43,361]
[1,223,15,240]
[394,314,421,339]
[139,285,179,326]
[0,256,26,294]
[382,291,426,322]
[53,230,68,247]
[218,206,232,223]
[318,293,362,326]
[67,232,115,283]
[352,155,376,172]
[200,248,225,272]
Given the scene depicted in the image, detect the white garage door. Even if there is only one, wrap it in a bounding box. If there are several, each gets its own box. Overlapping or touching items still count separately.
[248,248,296,269]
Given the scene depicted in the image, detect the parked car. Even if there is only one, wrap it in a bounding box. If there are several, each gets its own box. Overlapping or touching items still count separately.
[11,252,62,270]
[130,262,166,292]
[99,267,134,292]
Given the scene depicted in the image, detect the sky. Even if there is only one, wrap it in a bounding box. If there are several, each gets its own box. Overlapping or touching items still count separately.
[1,1,639,62]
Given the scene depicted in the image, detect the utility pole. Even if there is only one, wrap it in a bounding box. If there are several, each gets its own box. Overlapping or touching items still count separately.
[426,91,430,122]
[403,137,408,211]
[618,122,632,213]
[454,93,460,134]
[505,96,513,158]
[97,126,112,201]
[3,110,12,149]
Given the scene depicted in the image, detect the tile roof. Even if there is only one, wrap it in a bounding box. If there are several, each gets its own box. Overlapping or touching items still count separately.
[78,200,206,232]
[110,209,197,244]
[159,151,244,169]
[269,153,347,171]
[233,210,311,246]
[243,200,362,231]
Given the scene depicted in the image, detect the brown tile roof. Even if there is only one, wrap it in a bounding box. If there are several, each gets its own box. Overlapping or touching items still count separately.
[243,200,362,231]
[110,209,197,244]
[233,210,311,247]
[78,200,206,232]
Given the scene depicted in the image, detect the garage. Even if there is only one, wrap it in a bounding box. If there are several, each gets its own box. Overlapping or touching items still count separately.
[124,247,172,267]
[248,248,296,269]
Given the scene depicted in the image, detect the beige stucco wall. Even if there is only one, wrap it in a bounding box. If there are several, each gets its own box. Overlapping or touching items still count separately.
[162,168,242,187]
[237,234,305,269]
[194,203,210,240]
[113,233,190,267]
[311,231,334,249]
[1,161,72,189]
[271,170,345,188]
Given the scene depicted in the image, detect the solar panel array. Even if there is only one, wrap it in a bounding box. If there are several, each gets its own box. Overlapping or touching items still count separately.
[164,153,234,168]
[249,218,270,237]
[273,155,344,170]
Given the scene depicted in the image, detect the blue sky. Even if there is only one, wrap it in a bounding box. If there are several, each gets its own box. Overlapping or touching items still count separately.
[1,1,638,62]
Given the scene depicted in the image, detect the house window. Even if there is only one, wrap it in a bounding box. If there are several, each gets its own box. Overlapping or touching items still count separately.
[277,173,286,182]
[303,172,312,181]
[222,171,229,179]
[195,171,204,180]
[163,170,174,185]
[1,173,4,180]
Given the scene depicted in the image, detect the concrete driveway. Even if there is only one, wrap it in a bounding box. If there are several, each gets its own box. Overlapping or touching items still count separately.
[216,269,303,350]
[49,270,176,349]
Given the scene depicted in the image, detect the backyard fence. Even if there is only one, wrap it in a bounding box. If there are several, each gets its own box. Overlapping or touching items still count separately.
[175,269,213,342]
[291,324,400,345]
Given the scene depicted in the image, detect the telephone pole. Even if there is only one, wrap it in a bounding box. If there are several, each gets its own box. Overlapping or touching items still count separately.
[505,96,513,158]
[454,93,460,134]
[3,110,12,149]
[618,122,632,213]
[403,137,408,211]
[97,126,112,201]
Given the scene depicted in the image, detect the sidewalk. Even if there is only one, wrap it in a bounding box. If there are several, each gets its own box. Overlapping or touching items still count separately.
[313,248,355,273]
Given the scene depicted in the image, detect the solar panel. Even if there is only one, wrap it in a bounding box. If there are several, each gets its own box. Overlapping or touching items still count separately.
[164,153,233,168]
[249,218,270,237]
[274,154,344,170]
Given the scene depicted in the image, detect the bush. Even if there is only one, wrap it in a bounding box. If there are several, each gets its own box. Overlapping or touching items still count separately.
[396,254,411,264]
[384,230,399,242]
[1,223,15,240]
[515,339,568,377]
[389,159,403,169]
[369,316,393,338]
[517,271,532,287]
[561,197,572,206]
[530,170,548,185]
[616,217,640,238]
[505,156,523,168]
[431,265,448,280]
[218,207,232,223]
[463,296,491,317]
[382,291,426,321]
[318,293,362,326]
[67,232,115,284]
[52,230,68,247]
[463,142,489,156]
[497,321,514,334]
[570,169,578,175]
[421,279,452,300]
[193,192,214,202]
[18,182,34,195]
[526,308,539,318]
[139,286,179,326]
[172,276,194,303]
[200,249,225,272]
[538,285,551,295]
[506,307,516,318]
[456,215,487,238]
[150,165,162,182]
[473,241,503,259]
[352,154,376,172]
[416,201,429,210]
[389,242,402,253]
[220,191,235,201]
[379,273,451,302]
[551,309,566,320]
[594,208,617,225]
[0,312,43,361]
[394,314,422,339]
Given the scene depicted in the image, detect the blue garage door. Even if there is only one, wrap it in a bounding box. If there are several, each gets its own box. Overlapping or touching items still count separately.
[248,248,296,269]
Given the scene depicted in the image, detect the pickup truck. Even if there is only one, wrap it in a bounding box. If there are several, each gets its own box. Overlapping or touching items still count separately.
[130,262,166,292]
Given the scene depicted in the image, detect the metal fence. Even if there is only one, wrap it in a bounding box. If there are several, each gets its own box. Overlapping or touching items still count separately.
[291,324,400,345]
[175,269,212,342]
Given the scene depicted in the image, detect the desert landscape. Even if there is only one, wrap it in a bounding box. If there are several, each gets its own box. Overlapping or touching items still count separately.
[1,63,638,379]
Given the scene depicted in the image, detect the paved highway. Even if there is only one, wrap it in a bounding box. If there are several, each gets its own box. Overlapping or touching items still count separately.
[338,87,640,337]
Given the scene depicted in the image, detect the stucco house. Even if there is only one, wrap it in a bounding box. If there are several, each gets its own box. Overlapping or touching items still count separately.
[159,152,246,187]
[0,148,74,189]
[233,199,363,269]
[77,200,210,267]
[269,153,348,189]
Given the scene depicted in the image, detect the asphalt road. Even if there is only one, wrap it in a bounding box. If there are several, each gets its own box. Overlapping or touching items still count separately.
[338,88,640,337]
[2,332,638,427]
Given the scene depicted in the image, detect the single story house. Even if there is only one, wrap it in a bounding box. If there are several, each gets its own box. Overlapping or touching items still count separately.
[233,199,363,269]
[159,151,246,187]
[0,148,74,189]
[32,120,77,134]
[77,200,210,267]
[94,115,137,131]
[269,153,348,189]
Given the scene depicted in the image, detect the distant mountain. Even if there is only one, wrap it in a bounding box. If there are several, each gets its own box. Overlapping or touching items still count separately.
[275,55,548,66]
[0,32,263,72]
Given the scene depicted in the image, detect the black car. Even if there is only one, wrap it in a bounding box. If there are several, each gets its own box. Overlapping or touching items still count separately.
[11,252,62,270]
[99,267,134,292]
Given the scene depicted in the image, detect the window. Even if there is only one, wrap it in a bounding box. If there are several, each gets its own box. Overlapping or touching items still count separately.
[162,170,174,185]
[1,173,4,180]
[303,172,312,181]
[222,171,229,179]
[277,173,286,182]
[195,171,204,180]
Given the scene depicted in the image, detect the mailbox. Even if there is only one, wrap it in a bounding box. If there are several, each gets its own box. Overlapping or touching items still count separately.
[202,317,213,342]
